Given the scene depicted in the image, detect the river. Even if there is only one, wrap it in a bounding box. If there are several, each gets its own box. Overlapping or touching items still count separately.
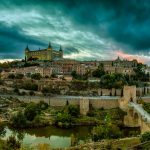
[2,126,92,148]
[1,125,140,149]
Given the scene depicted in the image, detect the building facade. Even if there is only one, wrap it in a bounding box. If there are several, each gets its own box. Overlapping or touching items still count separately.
[10,67,52,77]
[25,43,63,61]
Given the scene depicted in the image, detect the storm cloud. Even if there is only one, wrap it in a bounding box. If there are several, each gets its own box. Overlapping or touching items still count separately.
[0,0,150,64]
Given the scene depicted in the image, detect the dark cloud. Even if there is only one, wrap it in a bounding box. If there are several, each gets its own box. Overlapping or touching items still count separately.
[0,22,46,58]
[0,0,149,62]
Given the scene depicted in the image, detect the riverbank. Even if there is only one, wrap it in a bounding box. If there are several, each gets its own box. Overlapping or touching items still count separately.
[0,96,143,149]
[0,125,142,149]
[67,137,141,150]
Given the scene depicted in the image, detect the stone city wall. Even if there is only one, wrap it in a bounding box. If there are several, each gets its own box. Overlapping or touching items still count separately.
[6,95,120,110]
[90,99,119,109]
[97,88,122,96]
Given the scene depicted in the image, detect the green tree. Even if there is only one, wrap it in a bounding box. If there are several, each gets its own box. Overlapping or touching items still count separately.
[0,79,4,85]
[71,71,78,79]
[31,73,42,80]
[91,114,122,141]
[0,124,6,137]
[5,136,21,150]
[29,91,35,96]
[10,111,27,128]
[24,103,40,121]
[15,73,24,79]
[56,112,72,123]
[51,73,56,78]
[71,80,88,91]
[8,74,15,79]
[14,88,19,94]
[100,73,127,89]
[55,112,72,128]
[22,82,38,91]
[37,101,49,110]
[92,63,105,78]
[140,132,150,143]
[67,105,79,117]
[133,63,147,81]
[42,87,50,96]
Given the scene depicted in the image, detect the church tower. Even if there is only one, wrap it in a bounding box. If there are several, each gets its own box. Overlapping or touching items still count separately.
[59,45,63,58]
[25,45,30,61]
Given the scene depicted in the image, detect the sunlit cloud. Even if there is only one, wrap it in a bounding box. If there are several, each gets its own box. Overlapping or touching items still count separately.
[0,59,21,63]
[115,50,150,64]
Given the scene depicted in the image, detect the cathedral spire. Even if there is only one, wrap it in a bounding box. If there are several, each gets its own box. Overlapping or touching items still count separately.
[48,42,52,49]
[25,45,30,51]
[59,45,62,51]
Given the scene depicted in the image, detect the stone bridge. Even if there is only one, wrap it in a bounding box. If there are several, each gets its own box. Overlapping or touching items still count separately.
[124,102,150,133]
[0,85,149,133]
[116,85,150,133]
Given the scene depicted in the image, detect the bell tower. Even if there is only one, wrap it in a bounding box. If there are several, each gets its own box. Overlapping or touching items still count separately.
[59,45,63,58]
[25,45,30,61]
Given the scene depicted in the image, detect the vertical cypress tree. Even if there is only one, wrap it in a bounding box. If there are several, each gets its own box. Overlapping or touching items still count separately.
[101,90,103,96]
[114,89,117,96]
[121,89,123,97]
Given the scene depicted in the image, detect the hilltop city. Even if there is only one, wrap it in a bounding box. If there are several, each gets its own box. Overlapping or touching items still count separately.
[1,42,150,81]
[0,42,149,149]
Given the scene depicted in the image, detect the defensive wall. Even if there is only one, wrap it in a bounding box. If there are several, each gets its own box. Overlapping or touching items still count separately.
[0,85,150,133]
[2,79,150,97]
[12,95,119,111]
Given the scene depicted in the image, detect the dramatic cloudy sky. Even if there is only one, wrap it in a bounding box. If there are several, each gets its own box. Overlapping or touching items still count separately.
[0,0,150,64]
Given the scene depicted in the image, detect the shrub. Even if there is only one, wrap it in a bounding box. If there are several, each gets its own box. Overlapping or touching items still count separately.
[29,91,35,96]
[10,111,27,128]
[143,103,150,114]
[5,136,21,150]
[8,74,15,79]
[24,103,40,121]
[31,73,42,80]
[140,132,150,143]
[56,112,72,123]
[37,101,49,110]
[91,124,122,141]
[15,73,24,79]
[0,124,6,137]
[14,88,19,94]
[22,82,38,91]
[67,105,79,117]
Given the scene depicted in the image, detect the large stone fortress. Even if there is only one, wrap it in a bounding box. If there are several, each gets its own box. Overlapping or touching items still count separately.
[25,42,63,61]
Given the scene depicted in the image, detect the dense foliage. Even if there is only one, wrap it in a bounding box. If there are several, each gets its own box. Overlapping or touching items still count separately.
[71,71,88,80]
[70,80,88,91]
[92,63,105,78]
[10,101,49,128]
[31,73,42,80]
[140,132,150,143]
[24,103,41,121]
[143,103,150,114]
[22,81,38,91]
[70,63,149,89]
[55,105,80,128]
[3,136,21,150]
[100,73,127,89]
[91,114,123,141]
[42,86,60,95]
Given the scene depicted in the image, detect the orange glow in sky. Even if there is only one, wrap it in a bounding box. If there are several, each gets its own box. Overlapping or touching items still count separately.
[115,50,150,64]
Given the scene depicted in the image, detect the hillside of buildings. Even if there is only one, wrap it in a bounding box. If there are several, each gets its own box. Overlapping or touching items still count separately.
[0,58,150,149]
[0,57,149,97]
